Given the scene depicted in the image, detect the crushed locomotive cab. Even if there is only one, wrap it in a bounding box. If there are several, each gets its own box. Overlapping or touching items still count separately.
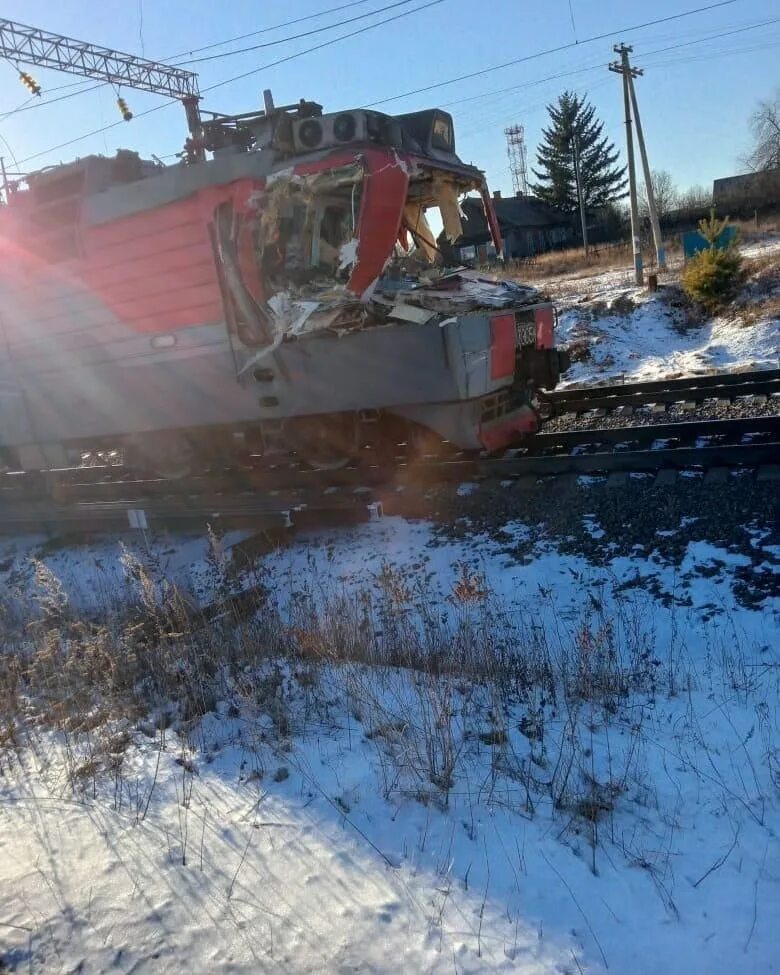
[0,95,569,474]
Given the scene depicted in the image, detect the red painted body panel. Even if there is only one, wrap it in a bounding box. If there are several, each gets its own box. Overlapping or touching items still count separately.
[534,305,555,349]
[80,197,224,332]
[489,313,516,380]
[349,150,409,296]
[479,407,539,451]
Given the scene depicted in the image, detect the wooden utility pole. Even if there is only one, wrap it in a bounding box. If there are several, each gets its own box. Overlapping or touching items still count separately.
[609,44,643,285]
[573,134,589,253]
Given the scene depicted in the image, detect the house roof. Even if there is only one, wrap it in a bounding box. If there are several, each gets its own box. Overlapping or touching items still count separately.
[457,195,571,242]
[493,196,572,229]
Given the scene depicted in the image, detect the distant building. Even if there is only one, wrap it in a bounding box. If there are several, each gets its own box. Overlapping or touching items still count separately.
[712,167,780,209]
[444,193,574,262]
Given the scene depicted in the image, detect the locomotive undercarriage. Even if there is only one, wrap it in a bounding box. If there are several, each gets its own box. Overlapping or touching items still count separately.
[30,396,538,479]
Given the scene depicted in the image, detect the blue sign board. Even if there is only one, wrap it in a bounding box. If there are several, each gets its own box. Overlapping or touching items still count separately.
[682,226,737,260]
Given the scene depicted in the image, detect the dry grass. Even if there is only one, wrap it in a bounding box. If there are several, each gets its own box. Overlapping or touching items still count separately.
[731,216,780,235]
[0,539,773,863]
[736,293,780,327]
[506,242,634,280]
[731,253,780,326]
[0,544,673,809]
[501,237,685,285]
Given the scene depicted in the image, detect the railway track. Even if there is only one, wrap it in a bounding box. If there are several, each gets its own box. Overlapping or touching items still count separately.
[1,411,777,534]
[542,367,780,416]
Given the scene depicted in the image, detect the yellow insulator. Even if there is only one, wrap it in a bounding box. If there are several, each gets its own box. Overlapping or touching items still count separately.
[19,71,41,96]
[116,97,133,122]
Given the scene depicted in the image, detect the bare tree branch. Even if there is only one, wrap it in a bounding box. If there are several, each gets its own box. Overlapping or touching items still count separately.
[743,89,780,172]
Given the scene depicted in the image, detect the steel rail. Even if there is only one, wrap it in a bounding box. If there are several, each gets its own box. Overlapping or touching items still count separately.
[6,414,773,504]
[0,437,777,534]
[543,368,780,414]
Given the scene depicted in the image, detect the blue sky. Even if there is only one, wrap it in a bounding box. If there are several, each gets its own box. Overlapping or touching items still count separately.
[0,0,777,196]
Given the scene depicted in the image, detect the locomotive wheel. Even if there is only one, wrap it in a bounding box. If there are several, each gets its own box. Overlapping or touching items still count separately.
[124,433,195,479]
[285,413,361,471]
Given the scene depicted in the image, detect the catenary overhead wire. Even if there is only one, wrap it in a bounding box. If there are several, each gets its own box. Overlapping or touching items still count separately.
[195,0,445,94]
[174,0,423,64]
[172,0,381,56]
[16,0,444,165]
[440,14,778,114]
[10,0,761,167]
[8,0,747,122]
[363,0,743,106]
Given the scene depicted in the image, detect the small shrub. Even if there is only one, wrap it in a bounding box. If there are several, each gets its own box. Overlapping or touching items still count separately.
[681,212,742,311]
[567,339,592,364]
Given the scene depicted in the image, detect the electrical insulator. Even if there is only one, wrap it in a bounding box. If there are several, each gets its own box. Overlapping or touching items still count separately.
[116,97,133,122]
[19,71,41,96]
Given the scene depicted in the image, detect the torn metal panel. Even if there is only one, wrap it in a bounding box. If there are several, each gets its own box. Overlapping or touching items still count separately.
[212,146,539,351]
[387,302,436,325]
[377,269,540,315]
[432,176,464,242]
[348,148,409,297]
[402,203,439,263]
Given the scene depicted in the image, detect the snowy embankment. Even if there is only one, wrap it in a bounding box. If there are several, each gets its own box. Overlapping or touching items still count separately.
[0,516,778,974]
[553,235,780,386]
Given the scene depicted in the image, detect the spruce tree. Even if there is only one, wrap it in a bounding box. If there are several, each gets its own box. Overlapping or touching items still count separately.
[530,91,627,211]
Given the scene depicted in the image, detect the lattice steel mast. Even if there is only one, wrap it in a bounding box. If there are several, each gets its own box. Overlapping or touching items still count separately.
[0,18,203,158]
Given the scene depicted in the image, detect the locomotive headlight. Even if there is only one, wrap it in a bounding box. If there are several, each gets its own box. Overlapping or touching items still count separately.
[431,113,453,152]
[150,334,176,349]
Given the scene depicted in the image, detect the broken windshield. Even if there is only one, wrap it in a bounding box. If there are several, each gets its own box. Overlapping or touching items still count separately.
[251,161,488,300]
[257,164,364,293]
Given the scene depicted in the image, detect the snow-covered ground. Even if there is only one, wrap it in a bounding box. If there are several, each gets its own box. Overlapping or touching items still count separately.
[552,235,780,386]
[1,515,778,974]
[2,234,778,975]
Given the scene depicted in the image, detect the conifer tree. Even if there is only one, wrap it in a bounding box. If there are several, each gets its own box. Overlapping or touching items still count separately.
[530,91,627,211]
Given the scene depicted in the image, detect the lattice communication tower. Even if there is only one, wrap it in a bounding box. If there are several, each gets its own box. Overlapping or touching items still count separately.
[504,124,528,196]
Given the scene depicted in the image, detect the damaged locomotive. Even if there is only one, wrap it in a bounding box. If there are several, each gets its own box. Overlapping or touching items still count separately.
[0,93,569,474]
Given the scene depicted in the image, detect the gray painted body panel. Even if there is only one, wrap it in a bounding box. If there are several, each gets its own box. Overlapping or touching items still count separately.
[0,268,497,445]
[83,152,275,226]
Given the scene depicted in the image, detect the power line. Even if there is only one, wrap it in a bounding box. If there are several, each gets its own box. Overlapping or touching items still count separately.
[439,13,778,114]
[364,0,743,106]
[175,0,421,65]
[0,82,103,121]
[441,62,607,110]
[457,27,779,142]
[11,0,766,167]
[567,0,578,40]
[172,0,380,57]
[199,0,444,94]
[639,15,780,58]
[644,36,780,66]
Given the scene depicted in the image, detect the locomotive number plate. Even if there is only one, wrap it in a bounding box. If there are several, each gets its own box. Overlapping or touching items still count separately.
[516,321,536,346]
